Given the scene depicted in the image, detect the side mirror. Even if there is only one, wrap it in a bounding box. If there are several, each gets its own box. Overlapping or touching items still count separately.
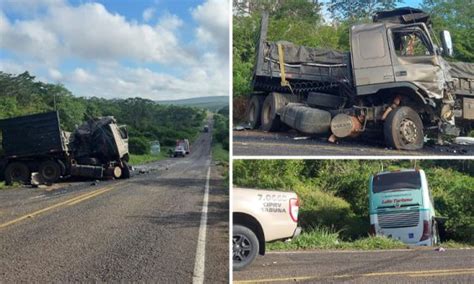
[440,30,453,57]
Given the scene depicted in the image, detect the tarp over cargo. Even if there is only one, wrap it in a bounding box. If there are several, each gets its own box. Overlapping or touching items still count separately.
[448,61,474,80]
[266,41,348,65]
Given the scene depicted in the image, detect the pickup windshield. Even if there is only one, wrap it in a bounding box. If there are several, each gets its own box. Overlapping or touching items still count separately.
[373,172,421,193]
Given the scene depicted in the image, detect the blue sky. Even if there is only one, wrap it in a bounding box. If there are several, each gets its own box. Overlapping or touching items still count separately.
[0,0,229,100]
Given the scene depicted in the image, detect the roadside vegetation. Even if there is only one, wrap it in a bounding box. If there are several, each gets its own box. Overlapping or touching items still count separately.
[233,160,474,248]
[0,72,208,158]
[212,106,229,165]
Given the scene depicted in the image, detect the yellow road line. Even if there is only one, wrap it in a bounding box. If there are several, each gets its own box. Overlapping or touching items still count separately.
[0,182,124,229]
[409,271,474,277]
[234,268,474,283]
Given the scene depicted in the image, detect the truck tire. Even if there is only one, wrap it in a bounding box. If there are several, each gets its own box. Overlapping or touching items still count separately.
[261,92,294,132]
[246,95,265,129]
[121,161,130,179]
[39,160,61,183]
[384,106,424,150]
[5,162,31,185]
[233,224,259,271]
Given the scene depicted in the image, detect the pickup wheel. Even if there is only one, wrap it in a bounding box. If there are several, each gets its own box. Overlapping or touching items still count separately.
[5,162,31,185]
[38,160,61,183]
[247,95,265,129]
[233,225,259,271]
[384,106,424,150]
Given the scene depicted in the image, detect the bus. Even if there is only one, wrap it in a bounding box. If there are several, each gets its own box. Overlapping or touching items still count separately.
[369,169,439,246]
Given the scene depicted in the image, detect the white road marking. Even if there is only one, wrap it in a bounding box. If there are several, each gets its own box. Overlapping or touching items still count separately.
[192,165,211,284]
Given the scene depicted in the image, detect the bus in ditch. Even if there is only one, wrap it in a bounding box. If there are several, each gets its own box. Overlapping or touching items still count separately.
[369,169,439,246]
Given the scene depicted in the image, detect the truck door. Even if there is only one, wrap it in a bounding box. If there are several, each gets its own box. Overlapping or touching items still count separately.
[351,23,395,87]
[388,24,444,99]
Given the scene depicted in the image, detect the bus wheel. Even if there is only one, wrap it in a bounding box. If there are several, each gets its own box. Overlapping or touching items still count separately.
[246,95,265,129]
[39,160,61,184]
[384,106,424,150]
[5,162,31,185]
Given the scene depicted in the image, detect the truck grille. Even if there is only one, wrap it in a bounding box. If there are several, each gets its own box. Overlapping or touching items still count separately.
[377,210,420,228]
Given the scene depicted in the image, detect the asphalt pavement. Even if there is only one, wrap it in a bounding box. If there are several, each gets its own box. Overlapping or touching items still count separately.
[233,130,474,156]
[0,127,228,282]
[233,248,474,283]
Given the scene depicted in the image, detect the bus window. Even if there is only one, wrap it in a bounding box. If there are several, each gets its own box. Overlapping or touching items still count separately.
[373,171,421,193]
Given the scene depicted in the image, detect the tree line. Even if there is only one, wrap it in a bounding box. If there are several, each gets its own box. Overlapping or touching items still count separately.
[0,71,207,154]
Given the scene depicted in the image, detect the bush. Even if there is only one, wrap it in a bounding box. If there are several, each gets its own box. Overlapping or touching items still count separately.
[128,136,150,155]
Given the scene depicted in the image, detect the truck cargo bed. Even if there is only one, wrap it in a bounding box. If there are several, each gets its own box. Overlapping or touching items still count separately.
[0,111,67,157]
[252,13,352,94]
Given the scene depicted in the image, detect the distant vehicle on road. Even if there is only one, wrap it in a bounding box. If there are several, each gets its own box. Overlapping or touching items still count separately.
[0,111,130,185]
[369,169,439,246]
[233,187,301,270]
[176,139,190,154]
[173,146,186,158]
[203,125,209,132]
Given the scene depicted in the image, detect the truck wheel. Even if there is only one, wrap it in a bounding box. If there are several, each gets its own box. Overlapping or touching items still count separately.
[261,92,292,132]
[5,162,31,185]
[233,224,259,271]
[384,106,424,150]
[39,160,61,183]
[121,161,130,179]
[247,95,265,129]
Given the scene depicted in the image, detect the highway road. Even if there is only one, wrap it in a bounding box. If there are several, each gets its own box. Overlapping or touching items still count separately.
[233,249,474,283]
[233,130,474,156]
[0,128,228,282]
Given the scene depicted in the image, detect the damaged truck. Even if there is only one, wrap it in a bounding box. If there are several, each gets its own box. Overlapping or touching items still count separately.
[245,7,474,150]
[0,111,130,185]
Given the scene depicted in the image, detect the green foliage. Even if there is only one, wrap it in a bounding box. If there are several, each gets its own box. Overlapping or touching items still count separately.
[128,148,169,166]
[328,0,402,21]
[213,113,229,151]
[423,0,474,62]
[128,137,151,155]
[233,160,474,243]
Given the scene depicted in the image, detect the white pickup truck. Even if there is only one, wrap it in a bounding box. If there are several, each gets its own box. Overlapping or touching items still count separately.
[233,187,301,270]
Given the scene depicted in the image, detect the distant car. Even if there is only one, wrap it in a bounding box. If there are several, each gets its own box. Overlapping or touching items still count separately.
[203,125,209,132]
[173,146,186,157]
[233,187,301,270]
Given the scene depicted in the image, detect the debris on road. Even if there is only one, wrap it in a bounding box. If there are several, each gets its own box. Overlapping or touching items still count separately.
[435,247,446,252]
[454,137,474,145]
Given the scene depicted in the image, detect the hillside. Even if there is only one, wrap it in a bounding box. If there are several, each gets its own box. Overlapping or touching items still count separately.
[157,96,228,112]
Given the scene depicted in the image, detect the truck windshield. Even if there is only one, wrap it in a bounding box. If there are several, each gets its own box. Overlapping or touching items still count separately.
[392,26,432,56]
[373,172,421,193]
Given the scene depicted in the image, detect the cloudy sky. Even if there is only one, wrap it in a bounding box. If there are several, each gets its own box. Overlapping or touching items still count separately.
[0,0,229,100]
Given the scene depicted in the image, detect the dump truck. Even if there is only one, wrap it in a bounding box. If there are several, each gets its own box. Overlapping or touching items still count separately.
[233,187,301,270]
[0,111,130,185]
[245,7,474,150]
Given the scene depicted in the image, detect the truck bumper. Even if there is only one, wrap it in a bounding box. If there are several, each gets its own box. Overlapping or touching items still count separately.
[292,226,302,238]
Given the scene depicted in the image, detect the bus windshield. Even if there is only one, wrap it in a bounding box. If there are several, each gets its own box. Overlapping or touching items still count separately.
[373,171,421,193]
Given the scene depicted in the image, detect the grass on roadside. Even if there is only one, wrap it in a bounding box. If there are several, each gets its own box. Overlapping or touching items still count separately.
[267,227,473,251]
[212,143,229,164]
[267,227,408,251]
[129,147,171,166]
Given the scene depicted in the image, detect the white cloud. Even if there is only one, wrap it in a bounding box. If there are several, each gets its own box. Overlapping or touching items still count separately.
[0,0,229,100]
[192,0,229,55]
[142,7,155,22]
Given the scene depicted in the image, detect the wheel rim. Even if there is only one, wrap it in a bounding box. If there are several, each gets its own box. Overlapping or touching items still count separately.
[233,234,252,263]
[399,118,418,144]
